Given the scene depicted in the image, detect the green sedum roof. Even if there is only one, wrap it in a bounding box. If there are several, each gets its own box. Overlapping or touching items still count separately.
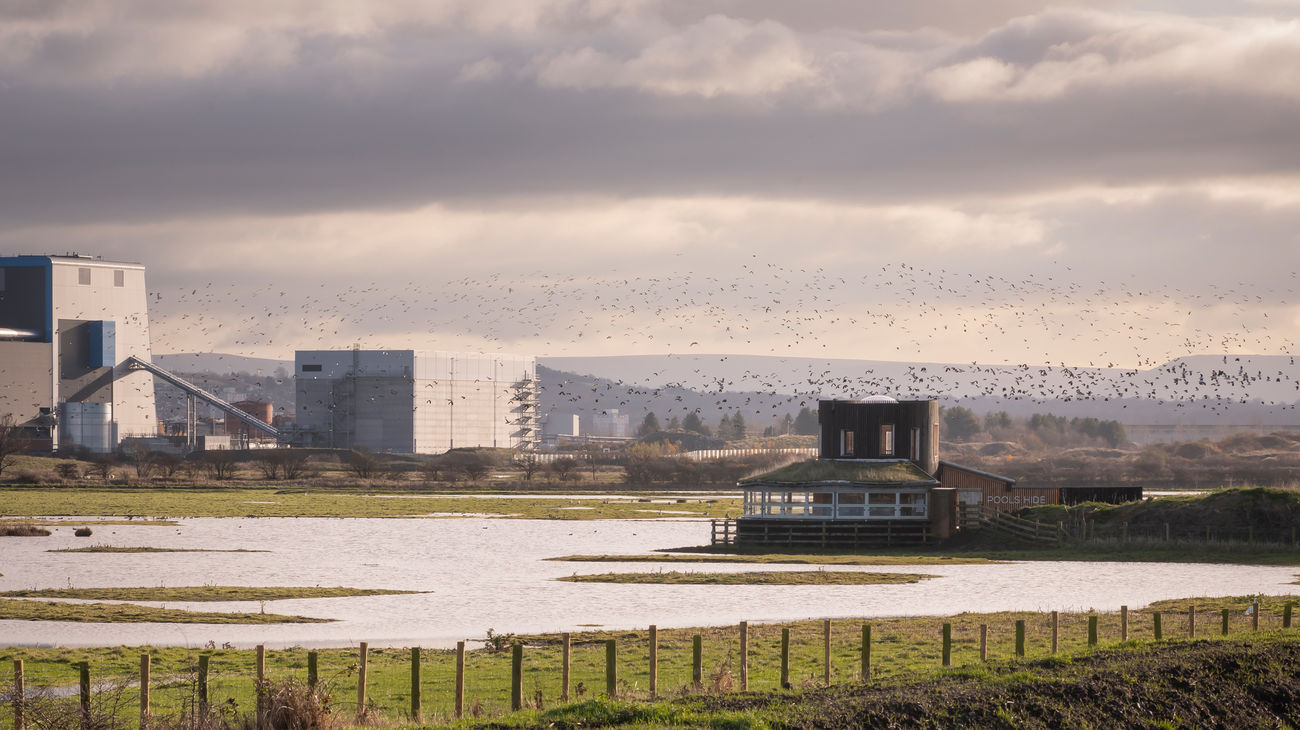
[739,459,939,487]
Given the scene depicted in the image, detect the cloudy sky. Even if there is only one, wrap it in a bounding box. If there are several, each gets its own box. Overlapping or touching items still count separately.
[2,0,1297,369]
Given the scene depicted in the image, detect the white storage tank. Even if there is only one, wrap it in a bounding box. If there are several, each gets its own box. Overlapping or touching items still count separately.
[61,402,114,453]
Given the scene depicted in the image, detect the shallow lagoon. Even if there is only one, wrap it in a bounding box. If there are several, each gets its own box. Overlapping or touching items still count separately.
[1,517,1295,649]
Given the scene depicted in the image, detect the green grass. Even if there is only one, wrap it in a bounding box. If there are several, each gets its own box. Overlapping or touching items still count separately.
[548,552,1003,565]
[0,586,420,602]
[0,488,740,520]
[0,599,331,624]
[556,570,934,585]
[5,594,1297,726]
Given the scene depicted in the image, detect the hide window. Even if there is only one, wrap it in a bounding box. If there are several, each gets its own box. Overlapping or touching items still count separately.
[840,429,854,456]
[881,424,895,455]
[301,364,323,372]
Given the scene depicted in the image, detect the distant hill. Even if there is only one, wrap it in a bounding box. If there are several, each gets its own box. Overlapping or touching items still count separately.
[154,352,292,375]
[147,351,1299,437]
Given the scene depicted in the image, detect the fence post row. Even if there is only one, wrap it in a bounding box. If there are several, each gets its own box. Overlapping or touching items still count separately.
[739,621,749,692]
[561,633,571,703]
[79,661,90,730]
[410,647,421,722]
[139,653,151,730]
[780,628,791,689]
[691,635,703,689]
[357,642,369,722]
[21,604,1300,725]
[511,643,523,711]
[455,641,465,720]
[254,645,265,730]
[13,659,23,730]
[648,625,658,699]
[605,639,618,697]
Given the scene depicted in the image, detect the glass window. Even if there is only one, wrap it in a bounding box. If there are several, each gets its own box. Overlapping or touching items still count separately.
[868,492,896,505]
[113,269,124,287]
[840,429,854,456]
[838,492,865,505]
[881,424,894,455]
[78,268,91,285]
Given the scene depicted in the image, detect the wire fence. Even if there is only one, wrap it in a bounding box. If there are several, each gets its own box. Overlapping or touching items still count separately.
[3,601,1296,729]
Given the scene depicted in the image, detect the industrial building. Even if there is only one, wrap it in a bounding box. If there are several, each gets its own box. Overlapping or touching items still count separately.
[294,349,537,453]
[0,254,158,452]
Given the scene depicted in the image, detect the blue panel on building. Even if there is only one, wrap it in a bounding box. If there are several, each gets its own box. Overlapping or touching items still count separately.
[89,320,116,368]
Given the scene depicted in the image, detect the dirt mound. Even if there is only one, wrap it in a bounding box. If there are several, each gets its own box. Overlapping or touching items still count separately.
[569,638,1300,730]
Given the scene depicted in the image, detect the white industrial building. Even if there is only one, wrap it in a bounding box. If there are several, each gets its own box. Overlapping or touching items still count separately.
[0,254,157,452]
[294,349,537,453]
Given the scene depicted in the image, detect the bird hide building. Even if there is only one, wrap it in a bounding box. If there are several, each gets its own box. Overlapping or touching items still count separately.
[731,396,1116,547]
[294,349,538,454]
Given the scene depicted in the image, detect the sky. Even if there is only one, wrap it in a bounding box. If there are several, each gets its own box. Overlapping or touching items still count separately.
[1,0,1297,369]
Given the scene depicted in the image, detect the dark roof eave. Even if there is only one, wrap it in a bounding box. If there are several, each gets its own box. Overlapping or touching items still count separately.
[938,460,1017,486]
[741,479,940,489]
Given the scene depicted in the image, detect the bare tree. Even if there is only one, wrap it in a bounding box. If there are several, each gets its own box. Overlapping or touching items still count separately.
[86,455,117,482]
[345,448,381,479]
[548,457,578,483]
[152,452,182,478]
[513,449,541,481]
[279,451,310,480]
[0,414,18,479]
[203,450,239,480]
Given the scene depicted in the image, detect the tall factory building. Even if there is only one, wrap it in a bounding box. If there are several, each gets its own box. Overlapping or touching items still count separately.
[294,349,537,454]
[0,254,157,452]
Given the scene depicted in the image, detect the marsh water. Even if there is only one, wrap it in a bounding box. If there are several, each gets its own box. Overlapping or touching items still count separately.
[1,517,1295,648]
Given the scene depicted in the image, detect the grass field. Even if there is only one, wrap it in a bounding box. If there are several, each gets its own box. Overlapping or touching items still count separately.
[0,586,419,602]
[3,595,1297,726]
[0,488,739,520]
[0,599,329,624]
[549,553,1002,565]
[555,570,934,585]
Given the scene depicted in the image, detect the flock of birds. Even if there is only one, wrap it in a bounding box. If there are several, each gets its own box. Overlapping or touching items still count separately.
[134,259,1299,424]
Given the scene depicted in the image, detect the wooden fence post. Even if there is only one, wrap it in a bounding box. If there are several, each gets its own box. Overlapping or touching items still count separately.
[454,641,465,720]
[738,622,748,691]
[605,640,617,697]
[356,642,368,722]
[1221,609,1230,636]
[823,619,832,684]
[691,635,702,689]
[1088,616,1097,647]
[1189,606,1196,638]
[198,655,209,716]
[410,647,421,722]
[780,628,790,689]
[511,643,523,711]
[1120,606,1128,641]
[139,653,150,730]
[306,651,317,690]
[979,624,987,662]
[561,633,570,703]
[1284,604,1293,629]
[1015,620,1025,658]
[1153,612,1163,641]
[860,624,871,682]
[79,661,90,730]
[1253,600,1260,631]
[13,659,23,730]
[255,645,265,730]
[941,623,951,667]
[649,625,658,699]
[1051,611,1059,655]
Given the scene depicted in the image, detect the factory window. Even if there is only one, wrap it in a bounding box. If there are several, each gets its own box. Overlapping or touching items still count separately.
[0,269,5,291]
[881,424,894,455]
[113,270,124,287]
[78,268,91,285]
[301,364,322,372]
[840,429,854,457]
